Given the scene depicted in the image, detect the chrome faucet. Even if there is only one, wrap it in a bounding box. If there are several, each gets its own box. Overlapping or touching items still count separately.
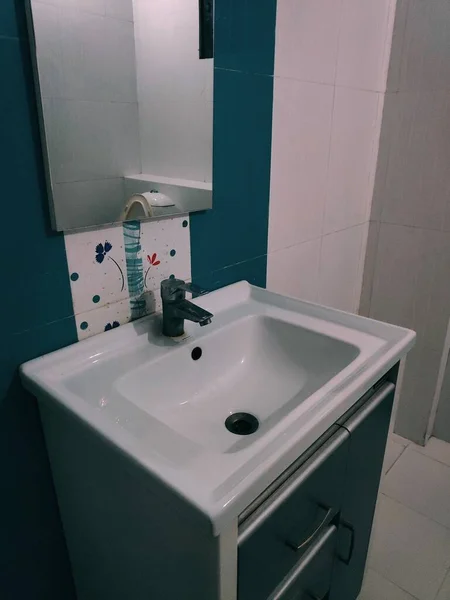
[160,278,213,337]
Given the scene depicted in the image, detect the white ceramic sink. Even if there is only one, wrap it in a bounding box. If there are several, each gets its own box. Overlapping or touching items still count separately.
[21,282,415,533]
[107,315,359,455]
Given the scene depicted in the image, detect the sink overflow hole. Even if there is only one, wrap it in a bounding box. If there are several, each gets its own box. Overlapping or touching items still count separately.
[191,347,202,361]
[225,413,259,436]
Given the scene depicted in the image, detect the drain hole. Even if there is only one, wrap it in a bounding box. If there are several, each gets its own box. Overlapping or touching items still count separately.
[191,347,202,361]
[225,413,259,436]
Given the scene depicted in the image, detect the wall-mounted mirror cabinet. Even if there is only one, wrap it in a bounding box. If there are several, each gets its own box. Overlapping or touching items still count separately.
[27,0,214,231]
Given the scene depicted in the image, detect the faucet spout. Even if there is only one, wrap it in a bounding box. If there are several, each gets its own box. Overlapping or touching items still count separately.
[172,299,213,326]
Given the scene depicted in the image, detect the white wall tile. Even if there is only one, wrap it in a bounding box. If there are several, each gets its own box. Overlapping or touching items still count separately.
[384,92,450,230]
[274,0,343,84]
[370,224,450,353]
[53,179,126,231]
[372,0,450,443]
[133,0,213,182]
[74,0,105,16]
[369,494,450,600]
[269,79,334,252]
[38,0,106,16]
[65,223,128,315]
[108,102,141,176]
[43,98,115,183]
[43,97,141,187]
[359,220,380,316]
[57,8,105,102]
[105,0,134,22]
[336,0,395,91]
[318,223,368,312]
[101,17,137,103]
[324,88,382,234]
[32,3,64,99]
[398,0,450,93]
[51,7,137,103]
[267,239,321,303]
[75,299,131,341]
[386,0,409,92]
[65,216,191,340]
[138,97,213,182]
[271,0,394,320]
[394,341,441,445]
[64,8,105,101]
[370,223,427,331]
[140,216,191,293]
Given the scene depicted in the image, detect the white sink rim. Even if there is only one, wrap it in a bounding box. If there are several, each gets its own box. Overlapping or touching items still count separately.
[20,282,416,534]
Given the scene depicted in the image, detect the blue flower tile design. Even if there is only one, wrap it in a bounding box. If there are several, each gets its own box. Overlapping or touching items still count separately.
[66,216,191,341]
[94,240,125,291]
[95,241,112,264]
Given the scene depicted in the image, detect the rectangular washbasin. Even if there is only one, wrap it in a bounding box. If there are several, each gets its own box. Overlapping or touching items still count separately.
[21,282,415,532]
[112,315,360,454]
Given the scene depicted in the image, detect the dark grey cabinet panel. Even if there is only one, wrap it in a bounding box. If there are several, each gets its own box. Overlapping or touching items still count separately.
[238,429,350,600]
[330,382,395,600]
[270,524,336,600]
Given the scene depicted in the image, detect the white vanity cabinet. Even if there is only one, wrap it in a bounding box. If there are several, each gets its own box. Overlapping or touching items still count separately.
[37,367,396,600]
[20,282,413,599]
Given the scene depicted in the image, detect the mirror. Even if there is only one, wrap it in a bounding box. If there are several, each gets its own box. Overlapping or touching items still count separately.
[27,0,214,231]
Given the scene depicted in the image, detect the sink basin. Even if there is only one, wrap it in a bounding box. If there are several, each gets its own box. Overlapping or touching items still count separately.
[115,315,359,454]
[21,282,415,533]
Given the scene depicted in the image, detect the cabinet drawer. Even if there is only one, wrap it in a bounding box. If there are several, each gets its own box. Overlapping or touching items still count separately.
[270,524,337,600]
[330,381,396,600]
[238,428,349,600]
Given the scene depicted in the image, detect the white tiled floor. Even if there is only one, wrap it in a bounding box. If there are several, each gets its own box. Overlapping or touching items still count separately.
[359,436,450,600]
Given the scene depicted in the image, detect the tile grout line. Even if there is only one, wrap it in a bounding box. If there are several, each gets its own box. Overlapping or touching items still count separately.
[268,214,371,257]
[434,564,450,600]
[367,564,421,600]
[408,445,450,471]
[379,490,450,534]
[71,290,162,320]
[385,443,408,475]
[369,437,450,598]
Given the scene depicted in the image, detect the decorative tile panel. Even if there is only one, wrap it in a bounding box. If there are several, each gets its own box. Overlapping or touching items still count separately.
[65,215,191,340]
[65,223,127,315]
[75,299,131,341]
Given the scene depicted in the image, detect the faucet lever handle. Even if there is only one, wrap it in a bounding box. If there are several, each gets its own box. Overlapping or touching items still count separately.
[160,278,208,301]
[177,281,208,297]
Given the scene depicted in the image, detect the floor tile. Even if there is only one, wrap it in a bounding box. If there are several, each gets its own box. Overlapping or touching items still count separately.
[359,569,417,600]
[436,569,450,600]
[391,433,411,447]
[414,437,450,468]
[369,495,450,600]
[383,440,406,474]
[382,448,450,528]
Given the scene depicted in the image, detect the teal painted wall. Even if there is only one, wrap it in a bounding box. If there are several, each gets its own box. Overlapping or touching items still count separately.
[0,1,77,597]
[190,0,276,290]
[0,0,277,596]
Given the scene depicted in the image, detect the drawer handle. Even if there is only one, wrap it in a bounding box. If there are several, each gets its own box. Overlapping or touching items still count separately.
[285,504,333,552]
[337,519,355,566]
